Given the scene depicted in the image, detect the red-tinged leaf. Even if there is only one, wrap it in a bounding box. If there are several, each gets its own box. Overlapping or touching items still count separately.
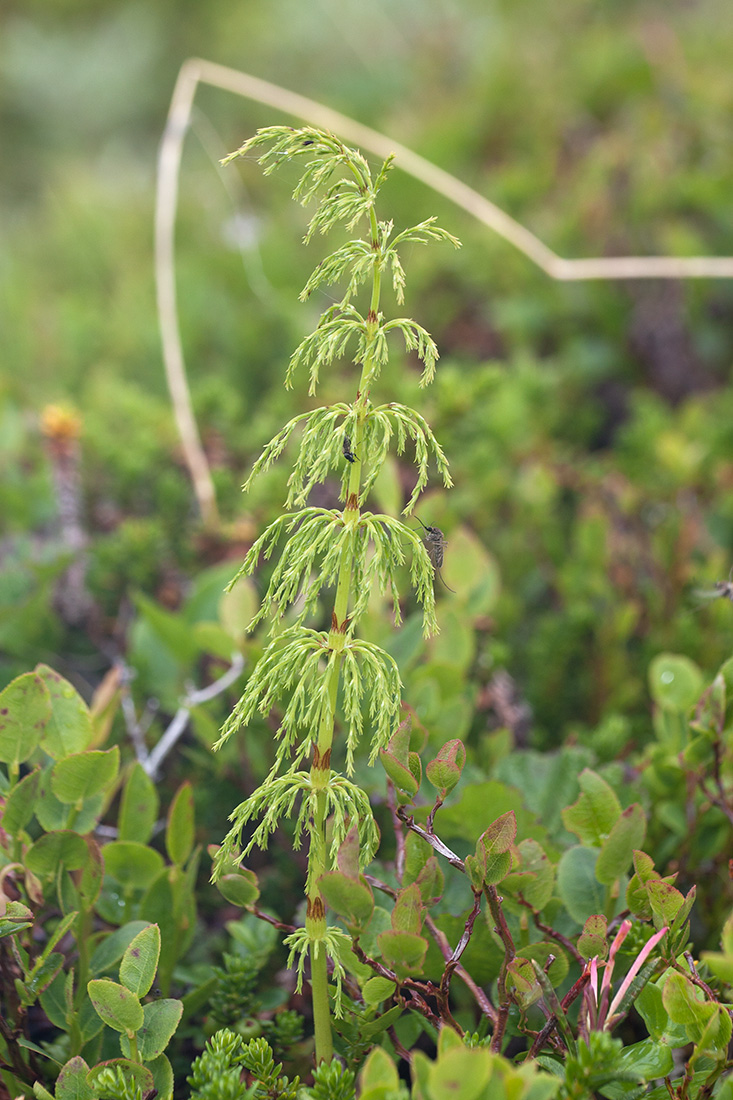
[426,739,465,794]
[379,749,418,798]
[0,672,50,768]
[56,1056,94,1100]
[578,914,608,960]
[36,665,93,760]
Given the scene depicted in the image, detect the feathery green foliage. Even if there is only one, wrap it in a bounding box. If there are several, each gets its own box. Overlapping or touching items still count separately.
[214,124,459,1062]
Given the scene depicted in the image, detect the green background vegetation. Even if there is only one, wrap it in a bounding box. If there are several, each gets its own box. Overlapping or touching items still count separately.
[2,0,733,770]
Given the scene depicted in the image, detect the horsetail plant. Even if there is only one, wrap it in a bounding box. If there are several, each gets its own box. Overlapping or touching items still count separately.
[211,126,459,1065]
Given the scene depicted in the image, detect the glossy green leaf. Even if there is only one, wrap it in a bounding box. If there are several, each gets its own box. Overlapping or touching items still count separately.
[118,762,159,844]
[102,841,164,888]
[216,870,260,909]
[37,665,93,759]
[649,654,704,712]
[87,978,143,1034]
[2,767,41,834]
[0,672,50,767]
[51,748,120,805]
[119,924,160,998]
[562,769,621,846]
[595,803,646,885]
[166,781,194,867]
[609,1039,674,1086]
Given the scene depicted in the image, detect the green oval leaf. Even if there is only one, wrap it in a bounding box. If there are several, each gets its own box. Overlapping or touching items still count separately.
[319,872,374,930]
[52,748,120,805]
[102,842,164,888]
[2,767,41,835]
[26,831,89,876]
[429,1046,492,1100]
[137,998,183,1061]
[376,929,428,978]
[649,654,704,712]
[562,769,621,847]
[0,672,50,768]
[37,665,93,760]
[56,1056,94,1100]
[556,846,605,925]
[596,804,646,885]
[119,924,160,998]
[87,979,143,1034]
[166,781,194,867]
[391,883,422,935]
[362,976,396,1006]
[90,921,152,977]
[216,870,260,909]
[118,763,159,844]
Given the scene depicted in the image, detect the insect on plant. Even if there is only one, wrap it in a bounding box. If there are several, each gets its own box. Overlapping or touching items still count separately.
[694,568,733,605]
[342,434,356,463]
[417,517,455,592]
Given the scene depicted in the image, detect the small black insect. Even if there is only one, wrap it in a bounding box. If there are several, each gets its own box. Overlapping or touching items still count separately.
[417,518,455,592]
[343,434,357,463]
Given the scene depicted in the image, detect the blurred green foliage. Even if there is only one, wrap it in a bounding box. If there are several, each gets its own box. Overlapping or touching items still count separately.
[1,0,733,740]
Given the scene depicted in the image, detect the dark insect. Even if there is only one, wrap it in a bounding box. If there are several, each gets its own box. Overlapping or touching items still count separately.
[343,434,357,463]
[696,570,733,604]
[302,139,314,146]
[417,518,455,592]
